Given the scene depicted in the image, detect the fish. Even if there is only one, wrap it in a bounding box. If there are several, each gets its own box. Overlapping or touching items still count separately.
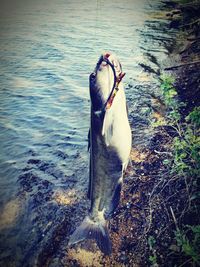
[69,52,132,255]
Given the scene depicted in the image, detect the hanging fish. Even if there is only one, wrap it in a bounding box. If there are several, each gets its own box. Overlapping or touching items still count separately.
[69,52,132,255]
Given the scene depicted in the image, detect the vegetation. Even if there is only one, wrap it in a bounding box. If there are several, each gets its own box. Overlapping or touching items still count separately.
[157,74,200,266]
[148,235,158,266]
[174,225,200,266]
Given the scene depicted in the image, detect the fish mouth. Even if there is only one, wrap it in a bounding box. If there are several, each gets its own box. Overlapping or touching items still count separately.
[96,52,122,74]
[101,52,111,67]
[89,52,124,113]
[89,52,118,81]
[97,52,112,69]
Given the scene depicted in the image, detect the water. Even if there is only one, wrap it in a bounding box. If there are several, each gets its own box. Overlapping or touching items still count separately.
[0,0,176,266]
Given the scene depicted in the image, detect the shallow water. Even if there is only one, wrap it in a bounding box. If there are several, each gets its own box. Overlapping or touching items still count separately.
[0,1,176,266]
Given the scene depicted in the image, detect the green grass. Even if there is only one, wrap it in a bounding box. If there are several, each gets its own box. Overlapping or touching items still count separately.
[158,74,200,266]
[174,225,200,265]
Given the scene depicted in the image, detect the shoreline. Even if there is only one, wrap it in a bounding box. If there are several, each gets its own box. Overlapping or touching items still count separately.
[102,1,200,266]
[3,1,198,266]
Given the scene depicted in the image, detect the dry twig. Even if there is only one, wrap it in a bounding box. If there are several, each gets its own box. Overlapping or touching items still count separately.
[164,60,200,70]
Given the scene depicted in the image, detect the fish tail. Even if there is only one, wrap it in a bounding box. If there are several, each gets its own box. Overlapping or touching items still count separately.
[68,214,112,255]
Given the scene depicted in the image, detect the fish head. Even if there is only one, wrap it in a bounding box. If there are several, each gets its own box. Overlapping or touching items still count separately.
[89,52,123,112]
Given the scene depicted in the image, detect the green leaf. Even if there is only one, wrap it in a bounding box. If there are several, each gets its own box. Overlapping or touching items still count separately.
[148,236,156,250]
[163,159,170,165]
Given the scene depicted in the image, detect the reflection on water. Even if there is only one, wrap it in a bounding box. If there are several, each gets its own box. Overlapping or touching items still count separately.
[0,0,175,266]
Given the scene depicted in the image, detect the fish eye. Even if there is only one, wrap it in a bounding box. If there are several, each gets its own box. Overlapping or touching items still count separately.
[90,72,96,79]
[101,62,108,67]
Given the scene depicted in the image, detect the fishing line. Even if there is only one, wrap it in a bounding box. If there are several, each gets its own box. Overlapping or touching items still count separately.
[94,0,103,55]
[93,0,99,55]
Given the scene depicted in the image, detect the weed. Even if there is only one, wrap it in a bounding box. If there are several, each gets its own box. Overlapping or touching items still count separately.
[186,106,200,128]
[148,236,158,266]
[158,74,200,266]
[159,75,200,177]
[159,75,183,135]
[149,255,158,266]
[172,111,200,177]
[174,225,200,265]
[148,235,156,250]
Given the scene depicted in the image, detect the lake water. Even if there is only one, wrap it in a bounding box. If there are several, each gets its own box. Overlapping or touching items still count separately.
[0,0,175,266]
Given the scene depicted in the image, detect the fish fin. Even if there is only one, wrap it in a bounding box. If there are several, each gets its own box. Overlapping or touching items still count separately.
[105,180,122,218]
[102,111,113,146]
[68,215,112,255]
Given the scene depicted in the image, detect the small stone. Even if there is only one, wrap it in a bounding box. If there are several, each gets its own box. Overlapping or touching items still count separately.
[169,244,180,252]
